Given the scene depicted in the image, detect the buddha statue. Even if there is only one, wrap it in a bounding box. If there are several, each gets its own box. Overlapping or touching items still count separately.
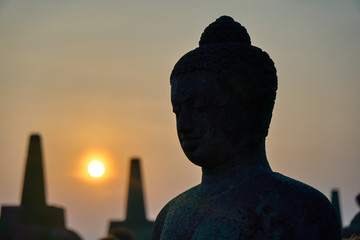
[152,16,340,239]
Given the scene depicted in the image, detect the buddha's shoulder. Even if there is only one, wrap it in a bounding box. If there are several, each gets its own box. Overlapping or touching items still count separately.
[252,172,336,216]
[151,185,201,239]
[262,172,340,237]
[157,184,201,213]
[259,172,329,201]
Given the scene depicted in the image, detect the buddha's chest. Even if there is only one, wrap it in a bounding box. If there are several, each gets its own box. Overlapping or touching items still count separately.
[160,196,287,240]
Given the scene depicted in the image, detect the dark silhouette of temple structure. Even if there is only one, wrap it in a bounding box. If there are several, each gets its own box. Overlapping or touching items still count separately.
[108,158,154,240]
[331,189,343,231]
[0,134,82,240]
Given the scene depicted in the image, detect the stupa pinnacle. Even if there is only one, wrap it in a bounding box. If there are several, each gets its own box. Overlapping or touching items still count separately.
[21,134,46,209]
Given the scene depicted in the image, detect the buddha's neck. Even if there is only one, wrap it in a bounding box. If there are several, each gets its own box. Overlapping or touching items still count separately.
[200,141,272,196]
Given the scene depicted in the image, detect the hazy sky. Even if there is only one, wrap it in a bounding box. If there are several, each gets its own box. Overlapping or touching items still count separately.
[1,1,359,239]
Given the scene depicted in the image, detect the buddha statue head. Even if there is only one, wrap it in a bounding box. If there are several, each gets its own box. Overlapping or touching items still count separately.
[170,16,278,168]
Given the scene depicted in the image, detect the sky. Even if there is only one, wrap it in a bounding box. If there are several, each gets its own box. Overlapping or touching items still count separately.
[0,0,359,239]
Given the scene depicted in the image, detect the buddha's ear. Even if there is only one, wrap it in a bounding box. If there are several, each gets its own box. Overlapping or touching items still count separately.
[245,88,275,138]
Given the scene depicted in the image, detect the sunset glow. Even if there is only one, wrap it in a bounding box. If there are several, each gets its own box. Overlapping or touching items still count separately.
[77,149,115,182]
[88,161,105,178]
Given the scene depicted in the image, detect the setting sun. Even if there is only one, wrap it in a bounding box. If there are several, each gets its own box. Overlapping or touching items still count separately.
[77,149,115,182]
[88,161,105,178]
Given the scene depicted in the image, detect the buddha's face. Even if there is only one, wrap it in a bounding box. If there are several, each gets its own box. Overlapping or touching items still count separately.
[171,71,247,168]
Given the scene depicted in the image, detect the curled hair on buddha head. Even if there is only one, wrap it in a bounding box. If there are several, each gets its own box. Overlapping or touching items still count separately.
[170,16,278,138]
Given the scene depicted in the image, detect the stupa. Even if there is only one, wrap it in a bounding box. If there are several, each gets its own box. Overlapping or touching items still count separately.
[108,158,154,240]
[0,134,82,240]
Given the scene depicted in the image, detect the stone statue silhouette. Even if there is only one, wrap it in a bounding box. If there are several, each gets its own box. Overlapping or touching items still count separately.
[152,16,341,239]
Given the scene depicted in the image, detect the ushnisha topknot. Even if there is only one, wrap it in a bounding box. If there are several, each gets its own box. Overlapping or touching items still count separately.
[199,16,251,46]
[170,16,278,137]
[171,15,275,79]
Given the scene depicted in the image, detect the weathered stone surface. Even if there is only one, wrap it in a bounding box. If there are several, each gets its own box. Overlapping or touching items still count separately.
[152,16,341,239]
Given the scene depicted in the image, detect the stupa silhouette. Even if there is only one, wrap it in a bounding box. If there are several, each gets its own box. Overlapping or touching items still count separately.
[331,189,343,231]
[108,158,154,240]
[0,134,82,240]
